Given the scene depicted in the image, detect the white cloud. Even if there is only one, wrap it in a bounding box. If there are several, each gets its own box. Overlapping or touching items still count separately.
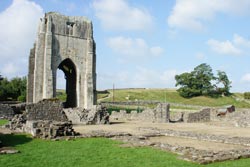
[92,0,153,31]
[233,34,250,47]
[150,47,164,57]
[195,52,206,60]
[168,0,250,31]
[2,63,19,75]
[241,73,250,83]
[98,67,178,89]
[0,0,43,78]
[107,36,164,59]
[207,34,250,56]
[207,39,242,56]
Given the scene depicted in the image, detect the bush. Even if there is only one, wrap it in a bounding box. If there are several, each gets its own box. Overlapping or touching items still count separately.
[0,76,26,101]
[18,95,26,102]
[244,92,250,99]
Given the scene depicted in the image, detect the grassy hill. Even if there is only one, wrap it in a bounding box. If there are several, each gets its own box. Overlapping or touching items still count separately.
[98,88,250,108]
[55,88,250,108]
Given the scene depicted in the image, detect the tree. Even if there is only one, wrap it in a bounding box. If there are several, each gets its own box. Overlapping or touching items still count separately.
[216,70,231,96]
[0,78,10,100]
[0,76,26,101]
[191,63,215,95]
[175,63,231,98]
[175,72,201,97]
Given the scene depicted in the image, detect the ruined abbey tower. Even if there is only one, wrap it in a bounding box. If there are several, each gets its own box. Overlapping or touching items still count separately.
[27,12,96,109]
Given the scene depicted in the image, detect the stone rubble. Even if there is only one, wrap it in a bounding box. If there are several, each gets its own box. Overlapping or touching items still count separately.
[24,120,77,139]
[63,105,110,125]
[8,99,109,138]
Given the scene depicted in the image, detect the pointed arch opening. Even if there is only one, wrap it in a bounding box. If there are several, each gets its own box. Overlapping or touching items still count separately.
[57,58,77,108]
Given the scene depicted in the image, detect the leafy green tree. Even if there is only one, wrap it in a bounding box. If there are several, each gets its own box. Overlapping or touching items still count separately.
[0,75,26,102]
[0,78,10,100]
[175,63,231,98]
[191,63,215,95]
[216,70,231,96]
[175,72,201,97]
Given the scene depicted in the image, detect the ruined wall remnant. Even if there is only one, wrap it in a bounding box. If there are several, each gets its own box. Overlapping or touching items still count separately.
[63,105,109,125]
[24,120,76,139]
[0,104,14,119]
[187,108,212,123]
[27,12,96,109]
[9,99,109,138]
[26,99,68,122]
[110,103,170,123]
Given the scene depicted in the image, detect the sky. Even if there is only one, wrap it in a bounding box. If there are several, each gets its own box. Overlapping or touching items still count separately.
[0,0,250,92]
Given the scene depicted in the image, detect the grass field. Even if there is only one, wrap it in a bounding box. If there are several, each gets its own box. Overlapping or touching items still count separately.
[99,88,250,108]
[1,134,250,167]
[55,88,250,108]
[0,119,8,126]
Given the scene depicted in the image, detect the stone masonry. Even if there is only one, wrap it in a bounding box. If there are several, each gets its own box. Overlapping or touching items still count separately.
[25,99,68,122]
[27,12,96,109]
[110,103,170,123]
[0,104,14,119]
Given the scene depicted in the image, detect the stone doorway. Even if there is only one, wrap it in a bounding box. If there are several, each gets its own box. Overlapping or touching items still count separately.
[58,58,77,108]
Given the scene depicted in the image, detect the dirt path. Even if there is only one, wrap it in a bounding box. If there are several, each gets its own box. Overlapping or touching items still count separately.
[74,121,250,152]
[74,121,250,138]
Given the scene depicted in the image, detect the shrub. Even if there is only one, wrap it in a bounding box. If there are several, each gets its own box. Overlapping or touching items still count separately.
[244,92,250,99]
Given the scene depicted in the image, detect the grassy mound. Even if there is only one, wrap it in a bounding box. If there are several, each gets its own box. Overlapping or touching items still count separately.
[99,89,250,108]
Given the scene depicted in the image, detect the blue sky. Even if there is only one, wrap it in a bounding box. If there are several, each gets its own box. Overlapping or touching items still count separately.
[0,0,250,92]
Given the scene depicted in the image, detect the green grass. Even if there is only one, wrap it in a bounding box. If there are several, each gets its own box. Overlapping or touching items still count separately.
[0,134,250,167]
[56,89,66,101]
[0,119,9,126]
[55,88,250,108]
[106,106,143,114]
[100,89,250,108]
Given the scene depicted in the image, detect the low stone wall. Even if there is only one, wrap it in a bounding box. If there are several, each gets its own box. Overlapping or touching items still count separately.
[0,104,14,119]
[187,108,213,123]
[222,110,250,128]
[26,99,68,122]
[9,99,110,138]
[110,103,170,123]
[24,120,76,139]
[185,107,250,127]
[63,105,109,125]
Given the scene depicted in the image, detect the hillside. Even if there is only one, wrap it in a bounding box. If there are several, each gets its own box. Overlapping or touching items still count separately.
[98,88,250,108]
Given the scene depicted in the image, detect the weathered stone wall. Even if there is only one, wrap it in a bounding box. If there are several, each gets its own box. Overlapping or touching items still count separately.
[63,105,109,125]
[24,120,76,139]
[26,99,68,122]
[27,12,96,109]
[185,107,250,127]
[110,103,170,123]
[221,109,250,128]
[27,43,36,103]
[187,108,212,123]
[0,104,14,119]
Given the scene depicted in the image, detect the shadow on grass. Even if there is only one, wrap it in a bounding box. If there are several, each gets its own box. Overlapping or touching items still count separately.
[0,133,32,147]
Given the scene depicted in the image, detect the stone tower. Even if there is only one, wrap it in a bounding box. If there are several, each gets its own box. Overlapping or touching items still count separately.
[27,12,96,109]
